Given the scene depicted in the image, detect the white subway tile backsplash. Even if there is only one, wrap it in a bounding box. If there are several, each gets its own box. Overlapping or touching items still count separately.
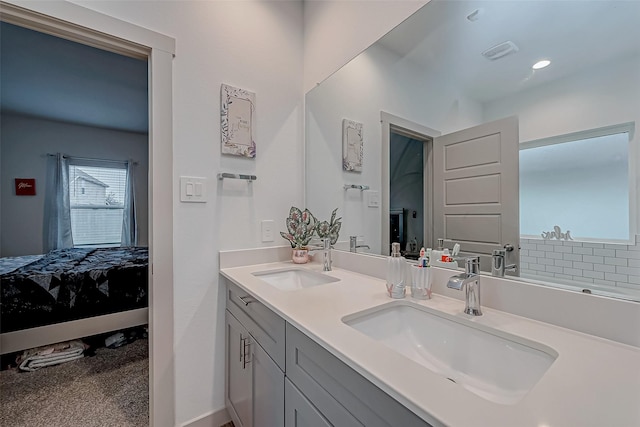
[554,259,573,268]
[582,255,604,264]
[536,271,556,278]
[546,265,563,274]
[605,272,628,282]
[583,270,605,280]
[593,248,616,257]
[616,250,640,259]
[562,241,582,247]
[594,278,617,286]
[572,247,593,255]
[564,267,583,276]
[521,237,640,292]
[563,253,582,262]
[616,266,640,276]
[594,264,616,273]
[573,261,594,271]
[582,243,604,249]
[605,257,628,266]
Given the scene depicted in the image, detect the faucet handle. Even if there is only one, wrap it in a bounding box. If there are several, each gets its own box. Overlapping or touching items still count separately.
[465,256,480,275]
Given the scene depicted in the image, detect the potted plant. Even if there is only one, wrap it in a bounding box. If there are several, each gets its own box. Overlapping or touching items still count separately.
[315,208,342,245]
[280,206,317,263]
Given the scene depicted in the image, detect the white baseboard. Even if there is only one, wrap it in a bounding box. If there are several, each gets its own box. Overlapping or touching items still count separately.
[180,407,231,427]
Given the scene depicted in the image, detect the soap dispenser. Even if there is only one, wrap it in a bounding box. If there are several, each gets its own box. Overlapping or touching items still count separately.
[386,242,406,298]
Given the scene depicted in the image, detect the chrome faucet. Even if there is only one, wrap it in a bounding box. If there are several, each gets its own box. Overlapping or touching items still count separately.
[447,256,482,316]
[491,249,518,277]
[349,236,370,253]
[309,239,332,271]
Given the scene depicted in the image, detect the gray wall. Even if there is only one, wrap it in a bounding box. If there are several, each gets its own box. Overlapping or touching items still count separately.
[1,113,149,256]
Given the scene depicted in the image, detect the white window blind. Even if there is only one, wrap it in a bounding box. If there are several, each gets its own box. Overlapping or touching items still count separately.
[69,164,127,246]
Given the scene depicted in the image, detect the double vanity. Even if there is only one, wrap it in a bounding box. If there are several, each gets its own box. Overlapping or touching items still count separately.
[220,247,640,426]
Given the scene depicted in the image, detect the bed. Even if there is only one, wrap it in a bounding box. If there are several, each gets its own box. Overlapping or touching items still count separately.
[0,247,148,355]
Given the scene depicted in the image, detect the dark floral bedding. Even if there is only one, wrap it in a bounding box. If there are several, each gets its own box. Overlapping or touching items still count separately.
[0,247,148,333]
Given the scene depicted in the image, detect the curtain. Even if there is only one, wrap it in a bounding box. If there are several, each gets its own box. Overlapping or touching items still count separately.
[121,160,138,246]
[43,153,74,251]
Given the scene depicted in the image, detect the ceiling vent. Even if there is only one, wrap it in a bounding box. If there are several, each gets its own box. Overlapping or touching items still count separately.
[481,41,519,60]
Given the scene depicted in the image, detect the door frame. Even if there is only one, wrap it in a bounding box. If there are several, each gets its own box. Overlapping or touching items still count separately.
[0,2,176,426]
[381,111,440,255]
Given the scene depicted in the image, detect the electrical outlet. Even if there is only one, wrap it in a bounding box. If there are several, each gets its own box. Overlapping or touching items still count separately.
[261,220,275,242]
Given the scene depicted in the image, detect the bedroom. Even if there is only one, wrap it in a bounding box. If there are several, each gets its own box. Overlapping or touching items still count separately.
[0,20,150,425]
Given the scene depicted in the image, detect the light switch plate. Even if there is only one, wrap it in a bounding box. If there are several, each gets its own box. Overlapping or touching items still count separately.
[180,176,208,203]
[367,190,380,208]
[261,220,275,242]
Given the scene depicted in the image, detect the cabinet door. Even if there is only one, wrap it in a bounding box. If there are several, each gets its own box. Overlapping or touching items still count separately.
[226,310,252,427]
[285,379,332,427]
[251,338,285,427]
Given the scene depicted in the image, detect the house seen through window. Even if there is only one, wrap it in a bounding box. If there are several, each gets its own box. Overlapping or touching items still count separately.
[69,164,127,246]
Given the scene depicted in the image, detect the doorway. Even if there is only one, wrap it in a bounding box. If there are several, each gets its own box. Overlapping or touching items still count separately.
[389,129,430,259]
[0,2,175,426]
[381,112,439,256]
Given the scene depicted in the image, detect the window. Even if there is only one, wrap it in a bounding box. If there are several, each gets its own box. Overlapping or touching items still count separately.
[69,163,127,246]
[520,124,634,242]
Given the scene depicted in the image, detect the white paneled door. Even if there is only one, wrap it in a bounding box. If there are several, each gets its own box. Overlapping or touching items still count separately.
[433,116,520,273]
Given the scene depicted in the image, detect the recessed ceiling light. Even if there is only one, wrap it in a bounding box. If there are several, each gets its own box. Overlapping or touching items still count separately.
[532,59,551,70]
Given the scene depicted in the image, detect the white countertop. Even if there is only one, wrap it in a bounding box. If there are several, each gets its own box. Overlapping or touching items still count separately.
[220,259,640,427]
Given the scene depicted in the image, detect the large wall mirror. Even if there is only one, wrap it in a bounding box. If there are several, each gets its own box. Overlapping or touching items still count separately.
[305,0,640,302]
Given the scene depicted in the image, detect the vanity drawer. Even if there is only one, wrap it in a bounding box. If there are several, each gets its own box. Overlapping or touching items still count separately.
[286,323,430,427]
[226,280,286,370]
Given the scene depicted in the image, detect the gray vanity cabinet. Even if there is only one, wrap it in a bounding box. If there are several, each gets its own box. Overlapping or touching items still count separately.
[285,378,332,427]
[224,279,430,427]
[225,280,286,427]
[286,324,431,427]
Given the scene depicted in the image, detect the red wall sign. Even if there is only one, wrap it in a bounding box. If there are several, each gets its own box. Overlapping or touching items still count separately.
[15,178,36,196]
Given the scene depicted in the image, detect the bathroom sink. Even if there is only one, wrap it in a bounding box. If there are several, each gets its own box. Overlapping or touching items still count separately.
[252,268,339,291]
[342,302,557,404]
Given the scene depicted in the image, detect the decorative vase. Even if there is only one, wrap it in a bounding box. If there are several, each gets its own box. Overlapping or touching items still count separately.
[292,248,309,264]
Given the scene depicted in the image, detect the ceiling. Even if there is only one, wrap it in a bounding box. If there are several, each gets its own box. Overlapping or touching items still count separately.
[0,22,148,134]
[377,0,640,104]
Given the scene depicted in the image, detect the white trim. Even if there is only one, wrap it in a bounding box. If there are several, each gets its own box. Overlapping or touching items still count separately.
[0,2,175,426]
[520,122,635,149]
[380,111,440,254]
[180,408,231,427]
[1,1,175,57]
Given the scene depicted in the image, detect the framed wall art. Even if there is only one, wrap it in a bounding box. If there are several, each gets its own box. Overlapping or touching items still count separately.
[221,83,256,158]
[342,119,363,172]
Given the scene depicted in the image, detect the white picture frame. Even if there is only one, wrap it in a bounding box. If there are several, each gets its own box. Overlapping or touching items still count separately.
[221,84,256,158]
[343,119,363,172]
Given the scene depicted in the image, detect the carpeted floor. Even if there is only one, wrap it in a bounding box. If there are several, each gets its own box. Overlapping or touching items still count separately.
[0,338,148,427]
